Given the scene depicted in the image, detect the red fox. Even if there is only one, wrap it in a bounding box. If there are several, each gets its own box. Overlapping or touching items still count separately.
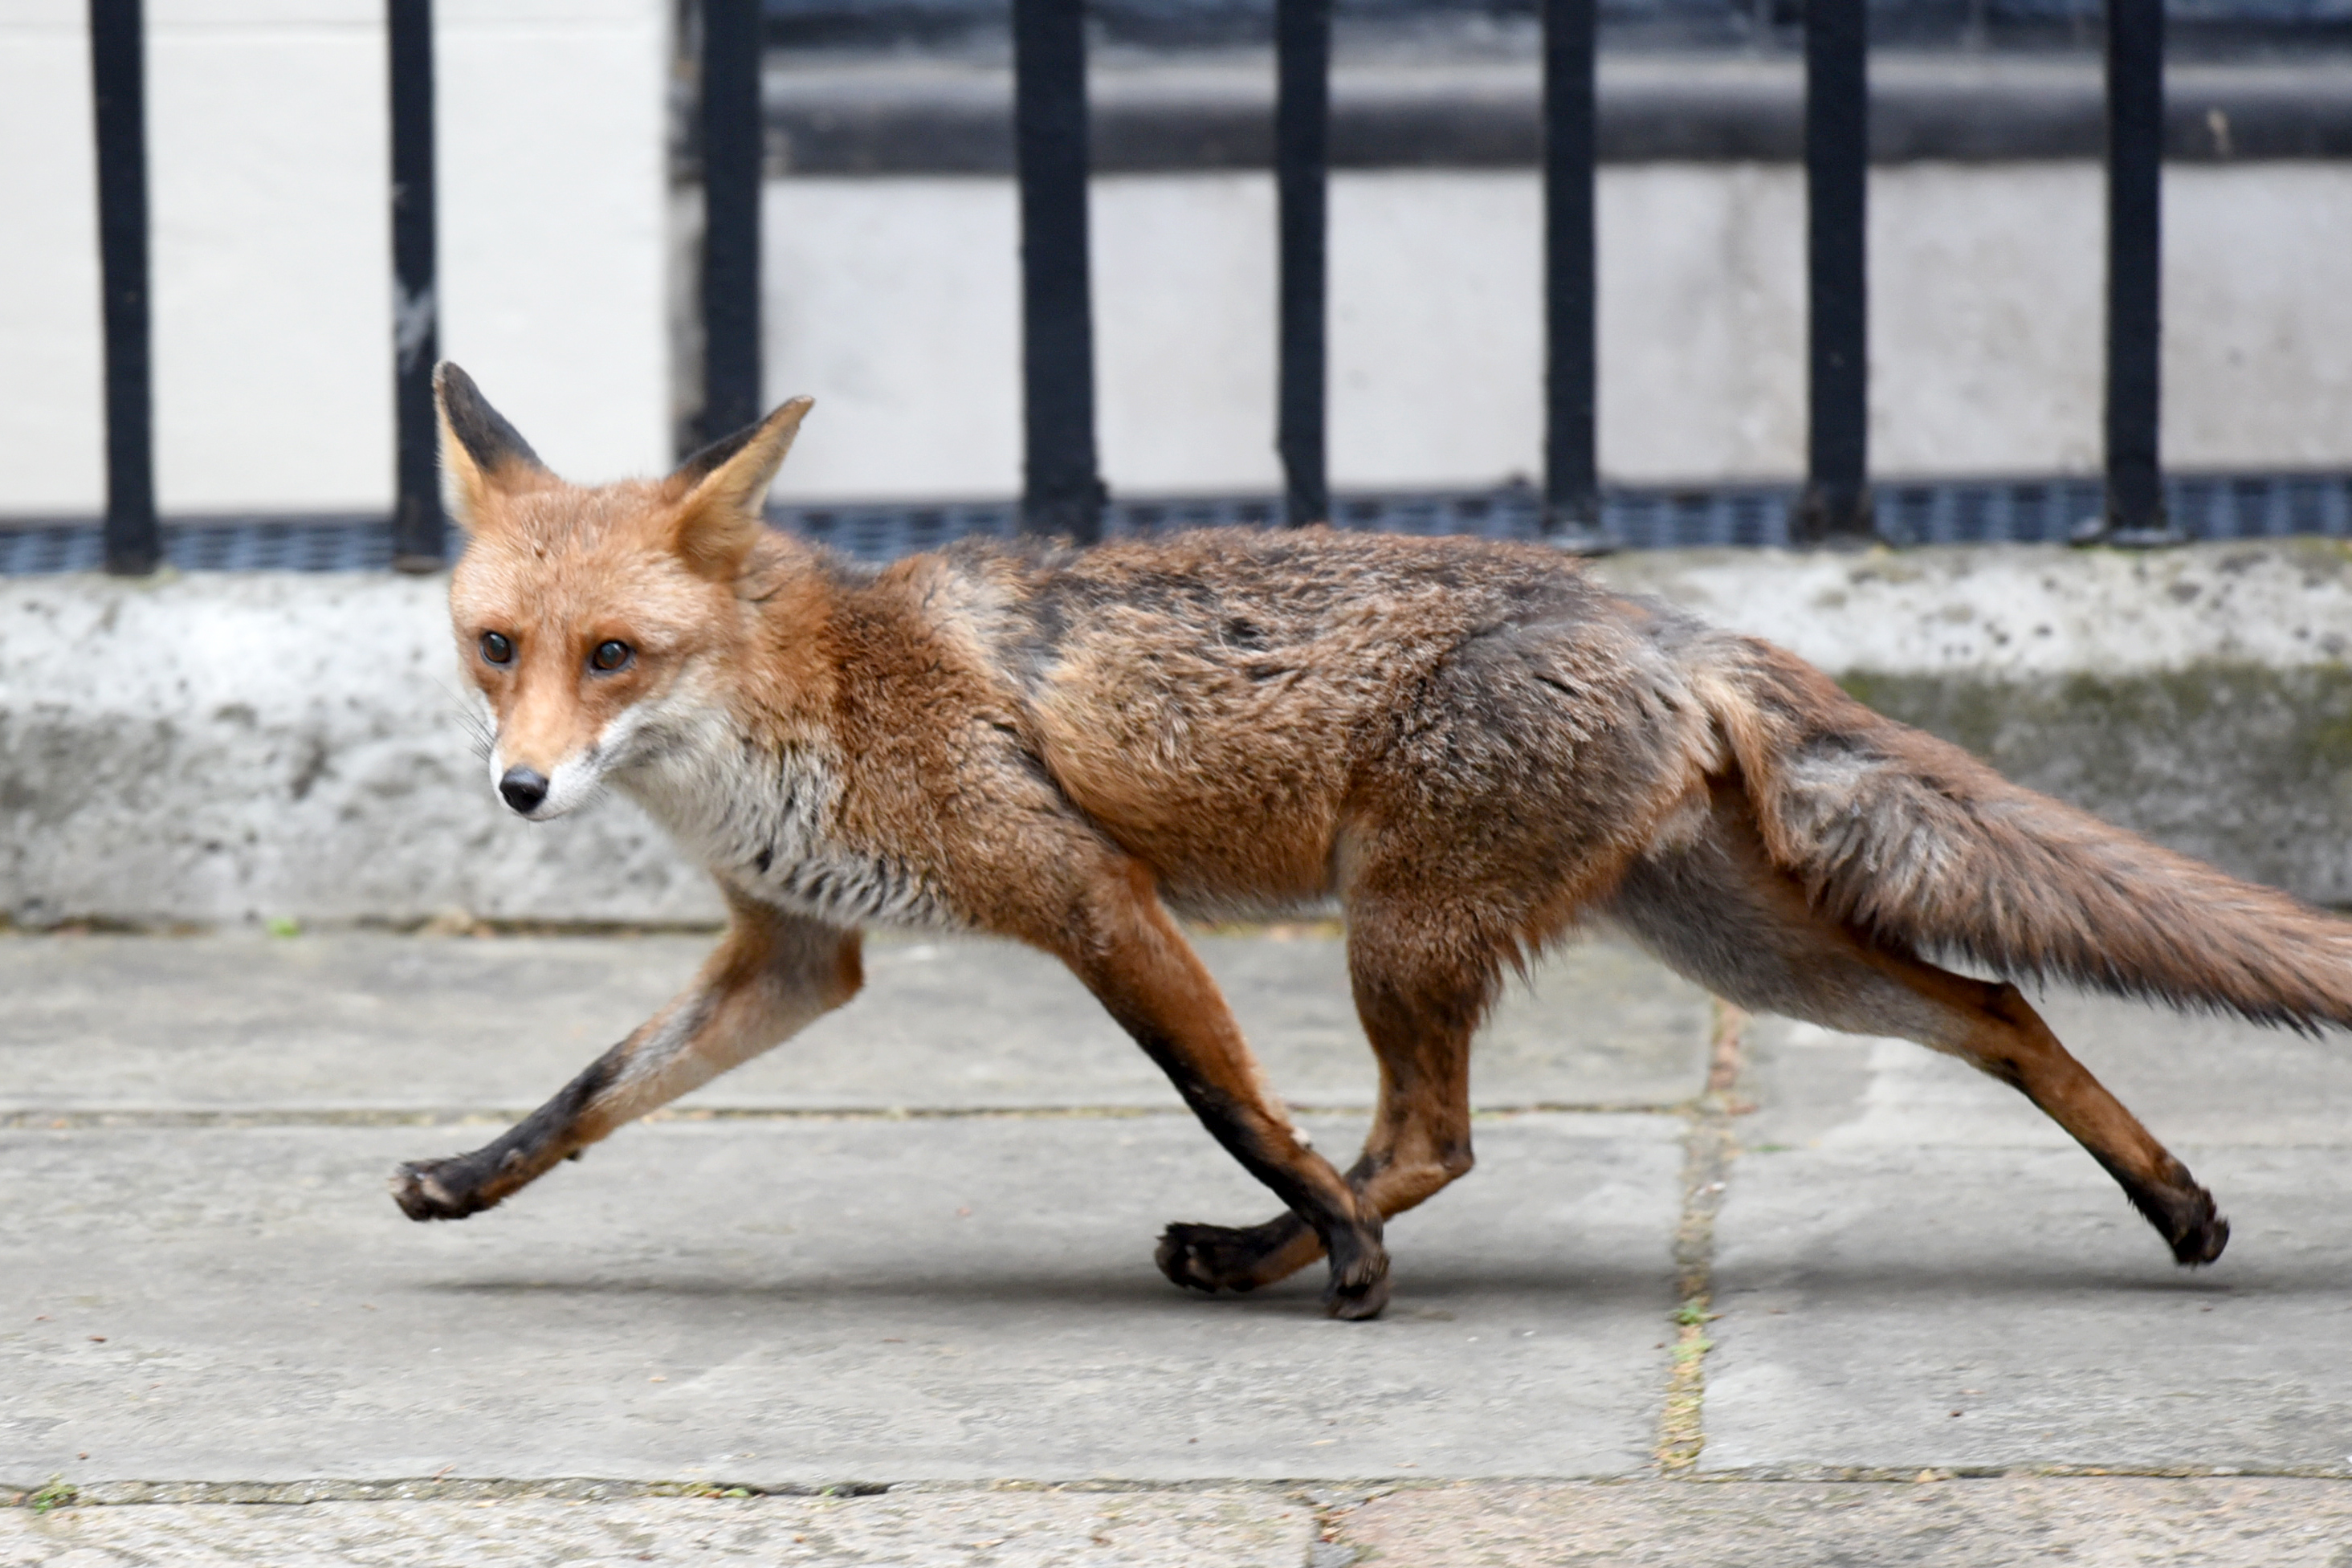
[393,363,2352,1320]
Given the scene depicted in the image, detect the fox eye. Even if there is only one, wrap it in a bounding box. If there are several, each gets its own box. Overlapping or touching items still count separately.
[479,631,513,666]
[590,639,634,673]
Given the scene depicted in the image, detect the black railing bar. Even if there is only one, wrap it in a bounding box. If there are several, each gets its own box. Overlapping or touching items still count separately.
[388,0,443,570]
[1799,0,1873,545]
[2100,0,2175,544]
[89,0,157,577]
[1011,0,1103,544]
[1275,0,1331,529]
[699,0,764,447]
[1543,0,1605,548]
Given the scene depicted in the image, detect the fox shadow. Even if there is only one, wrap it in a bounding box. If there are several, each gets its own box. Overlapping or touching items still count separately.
[414,1253,1681,1317]
[406,1247,2349,1317]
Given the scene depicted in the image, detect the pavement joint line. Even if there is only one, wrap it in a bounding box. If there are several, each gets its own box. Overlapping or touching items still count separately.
[0,1102,1694,1131]
[1654,1000,1750,1477]
[0,1478,1566,1511]
[1302,1487,1395,1562]
[0,920,1349,940]
[0,920,733,940]
[1674,1464,2352,1482]
[14,1469,2350,1512]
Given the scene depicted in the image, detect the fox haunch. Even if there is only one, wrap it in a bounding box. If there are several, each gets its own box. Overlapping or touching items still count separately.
[393,365,2352,1313]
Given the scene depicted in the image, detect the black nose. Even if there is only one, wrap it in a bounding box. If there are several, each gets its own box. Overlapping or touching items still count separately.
[499,767,549,815]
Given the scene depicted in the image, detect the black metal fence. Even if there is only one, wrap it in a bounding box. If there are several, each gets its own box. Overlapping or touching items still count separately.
[57,0,2276,575]
[976,0,2176,548]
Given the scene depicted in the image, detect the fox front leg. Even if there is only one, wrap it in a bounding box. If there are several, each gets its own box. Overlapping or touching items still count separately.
[391,897,862,1221]
[1048,862,1392,1319]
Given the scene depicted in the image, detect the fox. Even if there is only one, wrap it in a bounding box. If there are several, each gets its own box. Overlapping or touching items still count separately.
[391,361,2352,1320]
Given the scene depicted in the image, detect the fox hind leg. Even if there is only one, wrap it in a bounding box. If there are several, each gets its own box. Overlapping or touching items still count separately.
[1604,783,2228,1266]
[1942,976,2227,1264]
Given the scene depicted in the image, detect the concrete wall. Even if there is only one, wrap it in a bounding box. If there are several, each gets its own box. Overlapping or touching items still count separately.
[0,0,671,516]
[6,542,2351,928]
[766,162,2352,502]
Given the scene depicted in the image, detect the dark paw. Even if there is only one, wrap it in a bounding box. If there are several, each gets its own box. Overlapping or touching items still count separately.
[2165,1190,2231,1267]
[2123,1175,2230,1267]
[1156,1214,1321,1294]
[389,1157,495,1222]
[1156,1220,1289,1293]
[1322,1240,1392,1322]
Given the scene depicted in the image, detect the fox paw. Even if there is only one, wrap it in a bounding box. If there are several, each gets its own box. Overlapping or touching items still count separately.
[1156,1220,1287,1293]
[2163,1190,2231,1267]
[389,1157,495,1222]
[1156,1216,1387,1316]
[1322,1237,1392,1322]
[1156,1214,1330,1294]
[2122,1175,2230,1266]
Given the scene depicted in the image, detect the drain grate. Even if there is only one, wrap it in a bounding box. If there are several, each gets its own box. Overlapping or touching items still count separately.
[6,474,2350,575]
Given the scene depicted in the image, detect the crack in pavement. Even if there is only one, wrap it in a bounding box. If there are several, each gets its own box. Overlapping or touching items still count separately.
[1656,1000,1750,1476]
[0,1102,1691,1131]
[10,1467,2352,1511]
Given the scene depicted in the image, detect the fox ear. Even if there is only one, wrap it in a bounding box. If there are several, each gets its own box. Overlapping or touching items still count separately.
[434,362,551,531]
[667,396,813,579]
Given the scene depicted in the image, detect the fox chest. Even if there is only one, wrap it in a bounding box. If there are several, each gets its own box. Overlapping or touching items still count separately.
[629,743,956,931]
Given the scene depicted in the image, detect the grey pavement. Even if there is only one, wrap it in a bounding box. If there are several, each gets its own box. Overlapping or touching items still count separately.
[1335,1476,2352,1565]
[0,1113,1680,1484]
[1710,1002,2352,1476]
[0,931,1707,1114]
[4,927,2351,1563]
[0,1490,1320,1566]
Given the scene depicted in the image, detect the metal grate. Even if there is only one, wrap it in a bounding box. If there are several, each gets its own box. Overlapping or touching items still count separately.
[787,473,2352,560]
[6,475,2352,576]
[0,515,396,576]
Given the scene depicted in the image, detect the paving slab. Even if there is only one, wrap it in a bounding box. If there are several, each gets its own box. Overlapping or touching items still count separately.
[1745,992,2352,1153]
[0,1111,1682,1486]
[0,931,1710,1115]
[1706,996,2352,1476]
[0,1490,1317,1566]
[10,1476,2350,1566]
[1332,1477,2352,1566]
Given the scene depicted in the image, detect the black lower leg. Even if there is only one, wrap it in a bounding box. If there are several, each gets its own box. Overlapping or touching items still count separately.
[1153,1087,1384,1313]
[1191,1122,1384,1317]
[390,1049,618,1220]
[1111,1007,1388,1316]
[2093,1149,2231,1266]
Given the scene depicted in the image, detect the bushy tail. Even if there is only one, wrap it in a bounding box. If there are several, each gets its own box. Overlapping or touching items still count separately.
[1700,637,2352,1033]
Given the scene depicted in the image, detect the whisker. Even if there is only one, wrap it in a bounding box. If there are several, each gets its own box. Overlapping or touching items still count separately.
[435,678,498,762]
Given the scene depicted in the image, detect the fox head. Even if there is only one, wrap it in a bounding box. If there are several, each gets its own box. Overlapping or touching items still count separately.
[435,362,813,821]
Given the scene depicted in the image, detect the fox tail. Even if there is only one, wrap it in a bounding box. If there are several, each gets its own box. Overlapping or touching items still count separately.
[1700,638,2352,1034]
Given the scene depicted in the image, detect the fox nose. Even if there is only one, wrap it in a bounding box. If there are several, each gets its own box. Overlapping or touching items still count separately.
[499,767,549,815]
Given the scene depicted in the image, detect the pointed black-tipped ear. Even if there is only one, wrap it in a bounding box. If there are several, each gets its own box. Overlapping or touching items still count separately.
[434,362,551,530]
[666,397,814,579]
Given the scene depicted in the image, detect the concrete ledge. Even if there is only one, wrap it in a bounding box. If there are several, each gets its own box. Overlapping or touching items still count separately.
[4,540,2351,927]
[0,574,718,929]
[759,55,2352,173]
[1600,540,2352,902]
